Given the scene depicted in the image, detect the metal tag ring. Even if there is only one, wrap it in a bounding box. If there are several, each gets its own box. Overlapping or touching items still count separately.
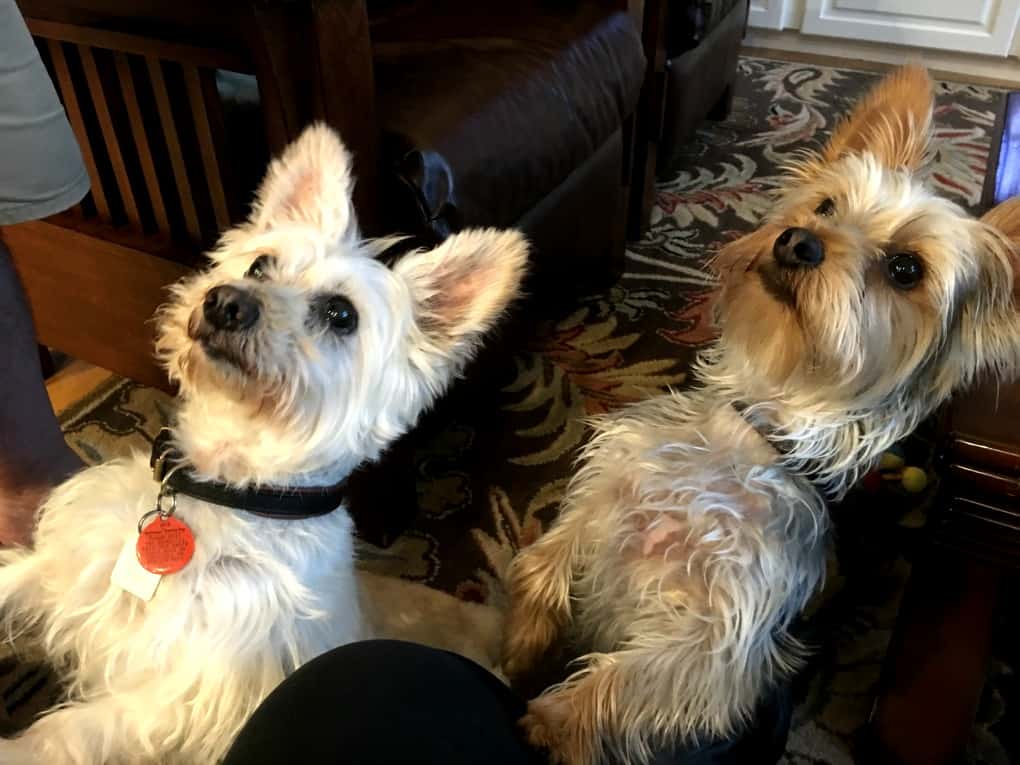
[137,509,161,535]
[137,490,178,534]
[157,488,177,516]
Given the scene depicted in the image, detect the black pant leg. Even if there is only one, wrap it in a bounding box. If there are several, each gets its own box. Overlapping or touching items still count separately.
[223,639,541,765]
[649,682,793,765]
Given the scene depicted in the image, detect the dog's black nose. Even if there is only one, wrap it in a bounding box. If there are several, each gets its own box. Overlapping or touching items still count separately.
[203,286,260,332]
[773,227,824,267]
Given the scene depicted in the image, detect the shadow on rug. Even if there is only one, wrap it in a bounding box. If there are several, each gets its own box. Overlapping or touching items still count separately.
[8,57,1013,764]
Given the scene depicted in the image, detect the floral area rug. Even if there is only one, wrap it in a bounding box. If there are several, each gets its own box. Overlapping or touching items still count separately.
[6,57,1014,763]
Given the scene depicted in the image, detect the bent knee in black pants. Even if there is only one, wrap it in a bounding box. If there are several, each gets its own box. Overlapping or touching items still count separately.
[223,639,791,765]
[223,639,542,765]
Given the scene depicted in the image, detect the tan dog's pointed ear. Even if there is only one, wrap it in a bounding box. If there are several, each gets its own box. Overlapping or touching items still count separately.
[933,214,1020,398]
[823,65,933,170]
[980,197,1020,245]
[980,197,1020,310]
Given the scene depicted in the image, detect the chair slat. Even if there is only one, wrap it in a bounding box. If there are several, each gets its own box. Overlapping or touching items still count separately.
[47,40,110,221]
[146,57,202,243]
[184,65,230,231]
[115,53,171,234]
[80,46,141,228]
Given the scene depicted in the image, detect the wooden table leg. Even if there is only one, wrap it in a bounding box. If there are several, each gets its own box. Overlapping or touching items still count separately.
[867,547,1001,764]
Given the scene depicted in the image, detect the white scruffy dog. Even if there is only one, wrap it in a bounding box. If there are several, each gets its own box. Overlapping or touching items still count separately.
[0,124,527,764]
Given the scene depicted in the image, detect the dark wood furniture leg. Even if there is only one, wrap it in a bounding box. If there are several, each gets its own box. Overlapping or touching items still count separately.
[868,548,1002,764]
[626,0,668,241]
[37,346,56,380]
[247,0,380,235]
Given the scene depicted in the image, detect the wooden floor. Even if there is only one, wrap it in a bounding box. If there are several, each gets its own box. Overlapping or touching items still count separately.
[46,359,112,415]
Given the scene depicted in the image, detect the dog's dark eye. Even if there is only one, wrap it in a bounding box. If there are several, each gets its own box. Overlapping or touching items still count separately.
[886,253,924,290]
[245,254,275,281]
[814,198,835,217]
[321,295,358,335]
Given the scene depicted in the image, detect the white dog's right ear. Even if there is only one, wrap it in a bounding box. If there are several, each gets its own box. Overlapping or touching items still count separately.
[250,123,358,241]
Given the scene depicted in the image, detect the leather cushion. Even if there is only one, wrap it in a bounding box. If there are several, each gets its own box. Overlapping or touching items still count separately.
[370,2,645,235]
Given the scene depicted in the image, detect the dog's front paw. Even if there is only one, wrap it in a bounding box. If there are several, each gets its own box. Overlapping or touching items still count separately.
[519,694,594,765]
[501,603,559,681]
[502,560,566,680]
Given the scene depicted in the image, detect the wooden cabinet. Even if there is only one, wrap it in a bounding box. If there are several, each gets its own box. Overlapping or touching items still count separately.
[751,0,1020,57]
[802,0,1020,56]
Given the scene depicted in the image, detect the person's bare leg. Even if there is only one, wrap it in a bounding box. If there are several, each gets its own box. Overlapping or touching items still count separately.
[0,239,82,545]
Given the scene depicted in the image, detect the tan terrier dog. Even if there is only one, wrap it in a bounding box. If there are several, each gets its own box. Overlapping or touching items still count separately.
[502,66,1020,764]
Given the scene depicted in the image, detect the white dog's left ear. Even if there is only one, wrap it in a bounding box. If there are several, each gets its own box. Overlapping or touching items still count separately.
[396,228,528,355]
[250,123,358,241]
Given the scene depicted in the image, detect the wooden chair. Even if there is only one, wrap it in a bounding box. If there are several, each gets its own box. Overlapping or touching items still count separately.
[5,0,380,390]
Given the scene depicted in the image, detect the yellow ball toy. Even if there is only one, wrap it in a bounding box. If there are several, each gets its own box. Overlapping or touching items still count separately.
[900,466,928,494]
[879,452,905,471]
[876,451,929,494]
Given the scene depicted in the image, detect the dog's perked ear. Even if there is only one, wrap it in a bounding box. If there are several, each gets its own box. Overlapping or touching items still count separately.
[981,196,1020,244]
[932,199,1020,397]
[822,64,933,171]
[249,123,358,242]
[395,228,529,354]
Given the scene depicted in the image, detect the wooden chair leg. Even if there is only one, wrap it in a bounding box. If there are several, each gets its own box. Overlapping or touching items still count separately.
[38,345,56,379]
[625,0,668,242]
[865,547,1001,764]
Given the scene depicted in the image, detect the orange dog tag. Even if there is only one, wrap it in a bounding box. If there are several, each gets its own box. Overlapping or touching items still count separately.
[136,516,195,574]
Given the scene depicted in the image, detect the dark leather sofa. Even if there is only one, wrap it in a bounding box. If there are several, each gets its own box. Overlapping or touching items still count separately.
[370,1,645,289]
[363,0,751,286]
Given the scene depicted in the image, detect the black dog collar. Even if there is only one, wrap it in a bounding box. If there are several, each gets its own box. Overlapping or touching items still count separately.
[149,429,347,519]
[731,401,793,458]
[730,400,830,486]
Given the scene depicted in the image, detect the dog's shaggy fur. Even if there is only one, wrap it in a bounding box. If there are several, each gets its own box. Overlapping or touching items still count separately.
[0,125,526,764]
[502,66,1020,764]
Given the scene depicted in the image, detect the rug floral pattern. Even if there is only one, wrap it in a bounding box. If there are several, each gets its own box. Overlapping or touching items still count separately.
[16,58,1013,763]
